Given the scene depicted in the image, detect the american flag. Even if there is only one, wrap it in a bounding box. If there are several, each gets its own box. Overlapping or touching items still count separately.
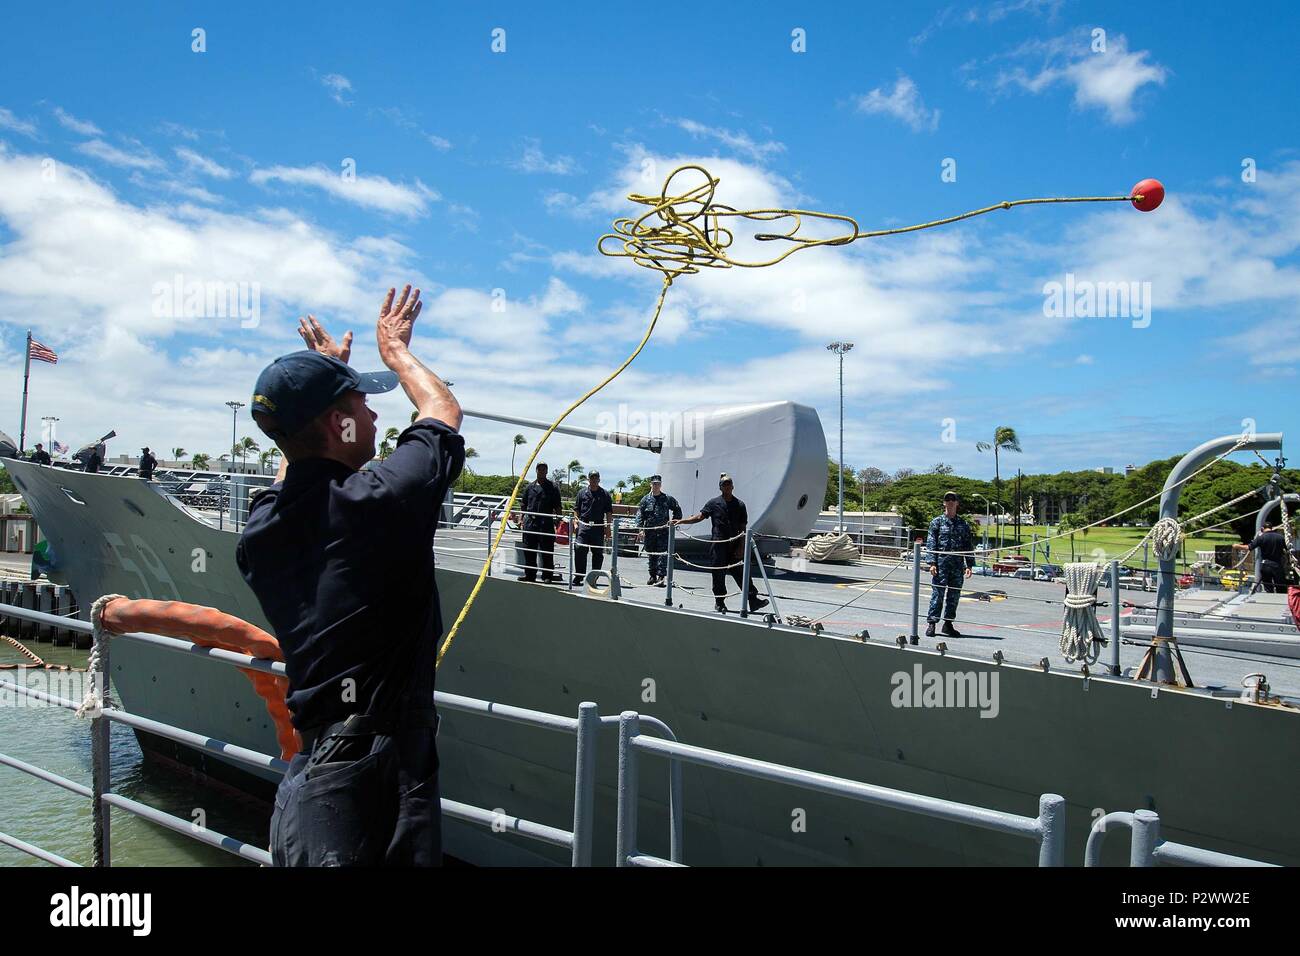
[52,440,68,455]
[28,338,58,364]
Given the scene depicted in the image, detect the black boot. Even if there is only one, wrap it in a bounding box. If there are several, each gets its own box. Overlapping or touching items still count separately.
[647,574,657,585]
[941,621,962,637]
[749,596,769,612]
[925,621,936,637]
[715,599,728,613]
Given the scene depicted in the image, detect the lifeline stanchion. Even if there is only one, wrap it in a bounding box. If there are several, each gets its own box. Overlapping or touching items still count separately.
[910,541,922,641]
[1110,559,1122,675]
[567,527,575,591]
[664,524,675,607]
[740,529,753,618]
[610,518,621,601]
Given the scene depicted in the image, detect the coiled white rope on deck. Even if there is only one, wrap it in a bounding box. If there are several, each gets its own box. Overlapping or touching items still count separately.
[1060,563,1106,664]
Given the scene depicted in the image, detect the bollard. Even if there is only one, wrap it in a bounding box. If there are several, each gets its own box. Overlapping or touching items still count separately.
[740,529,753,617]
[615,711,640,867]
[1130,809,1160,867]
[664,523,676,607]
[1036,794,1066,867]
[1109,560,1121,676]
[570,702,599,866]
[910,542,922,640]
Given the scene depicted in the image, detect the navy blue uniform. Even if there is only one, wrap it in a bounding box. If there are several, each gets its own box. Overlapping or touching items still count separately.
[139,452,156,480]
[236,418,464,866]
[924,513,975,624]
[519,478,562,581]
[28,449,51,465]
[1250,529,1289,592]
[637,491,681,579]
[700,494,758,602]
[573,485,613,577]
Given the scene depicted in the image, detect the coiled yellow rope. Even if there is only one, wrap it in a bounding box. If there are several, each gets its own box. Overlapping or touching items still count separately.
[436,164,1147,666]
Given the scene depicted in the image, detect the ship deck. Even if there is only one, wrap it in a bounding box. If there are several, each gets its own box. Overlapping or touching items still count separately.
[434,529,1300,699]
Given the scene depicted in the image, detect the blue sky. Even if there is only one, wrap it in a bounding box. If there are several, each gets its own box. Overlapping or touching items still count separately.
[0,0,1297,482]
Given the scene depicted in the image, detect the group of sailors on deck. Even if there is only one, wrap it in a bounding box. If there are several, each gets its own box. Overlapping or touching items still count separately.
[516,465,768,614]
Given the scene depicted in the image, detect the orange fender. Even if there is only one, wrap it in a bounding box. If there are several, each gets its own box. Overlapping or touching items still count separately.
[99,598,301,760]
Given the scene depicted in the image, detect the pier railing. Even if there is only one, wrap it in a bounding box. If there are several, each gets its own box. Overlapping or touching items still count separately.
[0,601,637,867]
[0,600,1279,867]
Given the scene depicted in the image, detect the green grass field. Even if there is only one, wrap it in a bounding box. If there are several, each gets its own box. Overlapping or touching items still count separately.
[978,524,1239,568]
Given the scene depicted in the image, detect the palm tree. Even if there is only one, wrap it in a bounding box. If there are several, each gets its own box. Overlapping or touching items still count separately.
[191,453,211,471]
[459,448,479,489]
[511,434,527,474]
[378,427,400,460]
[260,449,282,474]
[239,436,260,472]
[172,447,187,464]
[1057,512,1079,562]
[567,459,581,485]
[975,426,1022,495]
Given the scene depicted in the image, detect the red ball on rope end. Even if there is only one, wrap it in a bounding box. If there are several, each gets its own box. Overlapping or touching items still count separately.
[1130,178,1164,212]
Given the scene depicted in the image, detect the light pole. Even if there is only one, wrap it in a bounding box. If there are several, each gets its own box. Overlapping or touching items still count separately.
[972,493,990,569]
[826,342,854,530]
[40,416,59,455]
[225,401,244,474]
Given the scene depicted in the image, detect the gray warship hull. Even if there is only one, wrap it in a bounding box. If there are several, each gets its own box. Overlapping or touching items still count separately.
[5,457,1298,866]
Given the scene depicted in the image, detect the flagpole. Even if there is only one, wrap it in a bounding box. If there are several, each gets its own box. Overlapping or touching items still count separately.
[19,330,32,453]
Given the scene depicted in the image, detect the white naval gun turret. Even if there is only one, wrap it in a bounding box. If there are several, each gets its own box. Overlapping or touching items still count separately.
[462,401,827,550]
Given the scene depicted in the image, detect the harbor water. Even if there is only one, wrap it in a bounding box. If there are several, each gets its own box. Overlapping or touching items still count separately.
[0,640,268,867]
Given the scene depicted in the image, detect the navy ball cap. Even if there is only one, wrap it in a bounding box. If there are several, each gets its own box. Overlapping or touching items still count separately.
[251,351,398,438]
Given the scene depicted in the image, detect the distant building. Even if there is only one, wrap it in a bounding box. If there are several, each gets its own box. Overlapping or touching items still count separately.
[1094,466,1113,475]
[1124,463,1137,476]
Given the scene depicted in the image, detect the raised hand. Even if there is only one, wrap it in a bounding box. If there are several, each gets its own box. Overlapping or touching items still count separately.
[298,314,353,364]
[377,284,422,365]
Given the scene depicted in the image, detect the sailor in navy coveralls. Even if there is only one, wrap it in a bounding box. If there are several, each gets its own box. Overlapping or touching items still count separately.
[925,491,975,637]
[236,291,463,867]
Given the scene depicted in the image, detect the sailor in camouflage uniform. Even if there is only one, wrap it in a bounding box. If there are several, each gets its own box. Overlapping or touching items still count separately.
[635,474,681,586]
[924,491,975,637]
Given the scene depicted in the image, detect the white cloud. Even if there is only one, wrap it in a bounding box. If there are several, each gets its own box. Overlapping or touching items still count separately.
[74,138,164,170]
[52,107,101,137]
[175,146,234,179]
[374,106,452,151]
[319,72,353,106]
[0,107,38,138]
[670,118,785,163]
[249,164,438,216]
[976,32,1168,125]
[853,75,940,132]
[510,138,581,175]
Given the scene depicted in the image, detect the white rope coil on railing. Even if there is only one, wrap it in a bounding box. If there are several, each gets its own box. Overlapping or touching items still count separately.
[1060,563,1106,664]
[77,593,124,719]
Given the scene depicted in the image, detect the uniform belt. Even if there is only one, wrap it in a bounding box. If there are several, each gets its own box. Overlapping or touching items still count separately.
[300,709,439,754]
